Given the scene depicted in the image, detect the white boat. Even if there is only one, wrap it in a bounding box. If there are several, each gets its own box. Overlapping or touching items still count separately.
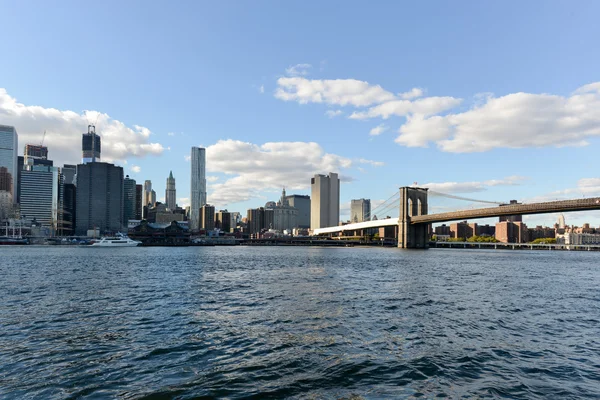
[90,234,141,247]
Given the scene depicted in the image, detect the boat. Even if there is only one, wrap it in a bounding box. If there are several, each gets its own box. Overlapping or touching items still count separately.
[0,237,29,245]
[90,233,141,247]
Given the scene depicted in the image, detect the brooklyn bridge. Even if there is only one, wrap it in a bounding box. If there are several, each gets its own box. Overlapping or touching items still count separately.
[313,187,600,248]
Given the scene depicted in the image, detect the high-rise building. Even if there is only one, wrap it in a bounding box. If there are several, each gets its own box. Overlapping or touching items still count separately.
[247,207,265,235]
[200,204,215,231]
[499,200,523,223]
[24,144,50,165]
[0,167,12,192]
[190,147,207,230]
[135,184,143,220]
[286,194,311,228]
[20,164,60,229]
[215,209,231,232]
[82,125,101,164]
[350,198,371,223]
[76,162,123,234]
[143,180,156,214]
[266,188,298,232]
[62,164,77,185]
[310,173,340,230]
[165,171,176,210]
[60,183,76,235]
[0,125,18,203]
[123,175,137,225]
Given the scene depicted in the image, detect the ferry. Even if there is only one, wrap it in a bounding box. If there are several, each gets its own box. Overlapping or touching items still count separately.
[90,234,141,247]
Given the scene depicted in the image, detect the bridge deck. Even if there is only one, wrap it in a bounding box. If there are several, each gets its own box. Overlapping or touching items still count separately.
[313,197,600,235]
[411,197,600,224]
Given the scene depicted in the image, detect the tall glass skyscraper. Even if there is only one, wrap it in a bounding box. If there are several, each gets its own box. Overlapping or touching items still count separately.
[82,125,101,164]
[0,125,18,203]
[20,164,59,229]
[190,147,207,230]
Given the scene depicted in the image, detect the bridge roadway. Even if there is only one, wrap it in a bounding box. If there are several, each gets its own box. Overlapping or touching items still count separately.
[313,197,600,235]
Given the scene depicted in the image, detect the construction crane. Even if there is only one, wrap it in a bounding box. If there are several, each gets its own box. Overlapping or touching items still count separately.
[40,130,46,146]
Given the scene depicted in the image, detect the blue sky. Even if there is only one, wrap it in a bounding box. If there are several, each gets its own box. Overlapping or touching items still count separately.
[2,1,600,226]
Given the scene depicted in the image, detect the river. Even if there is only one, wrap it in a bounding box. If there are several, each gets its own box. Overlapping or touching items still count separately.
[1,246,599,399]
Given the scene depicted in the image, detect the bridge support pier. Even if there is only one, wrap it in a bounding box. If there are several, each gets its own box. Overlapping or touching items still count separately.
[398,187,429,249]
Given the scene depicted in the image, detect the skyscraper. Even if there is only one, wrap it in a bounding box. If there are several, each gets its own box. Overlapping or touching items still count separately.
[62,164,77,185]
[190,147,207,230]
[165,171,176,210]
[76,162,123,234]
[24,144,50,165]
[0,125,18,203]
[286,194,311,228]
[351,198,371,223]
[135,184,143,220]
[200,204,215,231]
[143,180,156,208]
[20,164,60,229]
[123,175,137,225]
[82,125,101,164]
[310,173,340,230]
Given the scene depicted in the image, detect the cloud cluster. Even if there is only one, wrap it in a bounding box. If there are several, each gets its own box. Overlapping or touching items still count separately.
[0,88,164,165]
[274,71,600,153]
[369,124,388,136]
[398,84,600,151]
[205,140,375,206]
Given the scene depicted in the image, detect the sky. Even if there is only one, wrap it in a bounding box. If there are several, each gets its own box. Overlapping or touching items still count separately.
[2,1,600,227]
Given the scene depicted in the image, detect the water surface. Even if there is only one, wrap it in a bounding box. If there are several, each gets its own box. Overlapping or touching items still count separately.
[1,246,599,399]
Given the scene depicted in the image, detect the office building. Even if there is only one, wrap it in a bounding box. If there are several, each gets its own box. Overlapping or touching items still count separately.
[0,125,18,203]
[247,207,265,235]
[62,164,77,185]
[76,162,123,235]
[350,198,371,223]
[286,194,310,228]
[266,188,298,232]
[200,204,215,231]
[20,164,59,229]
[190,146,207,230]
[499,200,523,223]
[123,175,137,225]
[24,144,52,166]
[82,125,101,163]
[0,190,12,220]
[143,180,156,215]
[215,210,231,232]
[135,184,143,220]
[60,183,76,235]
[310,172,340,230]
[0,166,11,192]
[165,171,176,210]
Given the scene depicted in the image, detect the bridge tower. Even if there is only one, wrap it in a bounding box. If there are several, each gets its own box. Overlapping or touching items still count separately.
[398,186,429,249]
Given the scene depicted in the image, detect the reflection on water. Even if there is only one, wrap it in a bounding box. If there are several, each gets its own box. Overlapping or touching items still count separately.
[1,246,599,399]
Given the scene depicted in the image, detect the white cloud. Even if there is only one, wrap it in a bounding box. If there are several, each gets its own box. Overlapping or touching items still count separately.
[350,96,462,120]
[358,158,384,167]
[259,85,265,94]
[369,124,388,136]
[397,82,600,152]
[184,155,191,162]
[423,176,527,194]
[205,139,353,206]
[400,88,424,99]
[325,110,343,118]
[131,165,141,173]
[167,132,176,136]
[0,88,165,165]
[285,63,312,77]
[207,176,219,182]
[275,77,396,107]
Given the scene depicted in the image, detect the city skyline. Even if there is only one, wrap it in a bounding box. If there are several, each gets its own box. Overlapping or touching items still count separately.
[1,2,600,225]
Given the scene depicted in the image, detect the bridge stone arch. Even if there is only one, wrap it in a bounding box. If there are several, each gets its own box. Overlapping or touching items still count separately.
[398,187,429,248]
